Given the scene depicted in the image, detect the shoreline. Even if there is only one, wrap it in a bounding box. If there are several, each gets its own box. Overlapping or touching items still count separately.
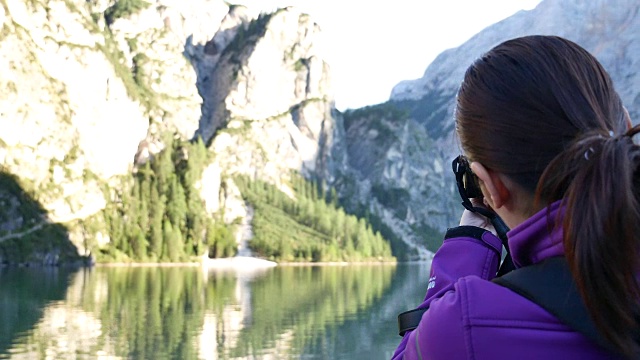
[2,257,428,268]
[95,262,202,267]
[94,258,402,267]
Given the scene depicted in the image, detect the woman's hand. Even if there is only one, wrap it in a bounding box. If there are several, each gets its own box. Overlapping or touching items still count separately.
[459,198,496,235]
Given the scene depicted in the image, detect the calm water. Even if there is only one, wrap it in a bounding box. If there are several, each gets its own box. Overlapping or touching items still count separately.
[0,262,430,359]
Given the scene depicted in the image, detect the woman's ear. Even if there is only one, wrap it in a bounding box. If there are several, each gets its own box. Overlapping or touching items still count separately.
[470,162,510,209]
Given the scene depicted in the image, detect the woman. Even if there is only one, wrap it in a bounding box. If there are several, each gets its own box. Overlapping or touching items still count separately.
[392,35,639,359]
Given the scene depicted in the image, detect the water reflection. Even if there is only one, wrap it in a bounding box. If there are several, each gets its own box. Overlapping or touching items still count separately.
[0,262,430,359]
[0,269,72,355]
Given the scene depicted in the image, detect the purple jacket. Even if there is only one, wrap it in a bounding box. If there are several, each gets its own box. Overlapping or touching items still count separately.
[392,202,619,359]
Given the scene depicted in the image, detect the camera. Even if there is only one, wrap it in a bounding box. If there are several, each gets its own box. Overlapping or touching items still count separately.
[452,155,483,200]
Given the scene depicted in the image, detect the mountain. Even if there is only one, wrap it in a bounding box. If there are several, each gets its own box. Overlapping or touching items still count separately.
[392,0,640,125]
[0,0,638,264]
[0,0,368,264]
[342,0,640,257]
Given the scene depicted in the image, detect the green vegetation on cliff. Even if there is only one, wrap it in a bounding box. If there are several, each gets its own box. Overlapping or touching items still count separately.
[223,12,273,80]
[224,12,272,60]
[104,0,151,26]
[343,102,409,131]
[394,92,456,139]
[235,175,394,262]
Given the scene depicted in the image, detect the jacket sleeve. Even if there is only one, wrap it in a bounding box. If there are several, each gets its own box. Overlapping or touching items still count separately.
[391,226,502,360]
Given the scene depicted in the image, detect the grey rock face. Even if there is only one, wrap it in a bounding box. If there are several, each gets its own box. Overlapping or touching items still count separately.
[339,104,451,259]
[392,0,640,122]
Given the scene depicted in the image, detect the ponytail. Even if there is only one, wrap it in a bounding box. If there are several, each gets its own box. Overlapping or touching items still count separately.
[537,125,640,357]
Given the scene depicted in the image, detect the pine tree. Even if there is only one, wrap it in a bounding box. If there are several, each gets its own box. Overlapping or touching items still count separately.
[169,225,184,261]
[138,196,149,237]
[148,183,165,259]
[155,144,174,196]
[161,219,183,262]
[183,138,207,191]
[205,222,216,258]
[162,220,174,261]
[355,220,372,258]
[329,187,338,208]
[187,212,205,256]
[167,176,187,232]
[131,228,148,260]
[105,201,125,253]
[185,185,206,256]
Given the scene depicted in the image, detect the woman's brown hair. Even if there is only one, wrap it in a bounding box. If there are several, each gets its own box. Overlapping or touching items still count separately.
[456,35,639,357]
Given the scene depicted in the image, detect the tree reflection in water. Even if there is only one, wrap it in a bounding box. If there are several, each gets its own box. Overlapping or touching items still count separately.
[0,262,430,359]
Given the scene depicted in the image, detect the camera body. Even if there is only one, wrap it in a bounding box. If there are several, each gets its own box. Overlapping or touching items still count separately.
[452,155,483,200]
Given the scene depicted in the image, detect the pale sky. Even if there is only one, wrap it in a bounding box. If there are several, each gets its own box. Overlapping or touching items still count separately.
[231,0,542,110]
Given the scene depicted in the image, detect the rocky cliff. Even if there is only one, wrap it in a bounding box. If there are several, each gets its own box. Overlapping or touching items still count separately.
[0,0,231,263]
[0,0,347,264]
[195,6,344,224]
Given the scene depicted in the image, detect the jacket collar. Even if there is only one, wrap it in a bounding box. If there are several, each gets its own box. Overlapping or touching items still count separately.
[507,200,565,268]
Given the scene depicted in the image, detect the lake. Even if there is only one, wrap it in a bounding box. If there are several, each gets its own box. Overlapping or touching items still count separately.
[0,262,430,359]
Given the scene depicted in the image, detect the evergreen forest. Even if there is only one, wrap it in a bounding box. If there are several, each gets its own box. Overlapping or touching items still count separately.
[94,136,394,263]
[235,175,394,262]
[97,136,236,263]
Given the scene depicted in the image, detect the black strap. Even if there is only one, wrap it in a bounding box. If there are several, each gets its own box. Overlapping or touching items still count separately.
[492,257,620,354]
[397,307,428,336]
[497,253,515,276]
